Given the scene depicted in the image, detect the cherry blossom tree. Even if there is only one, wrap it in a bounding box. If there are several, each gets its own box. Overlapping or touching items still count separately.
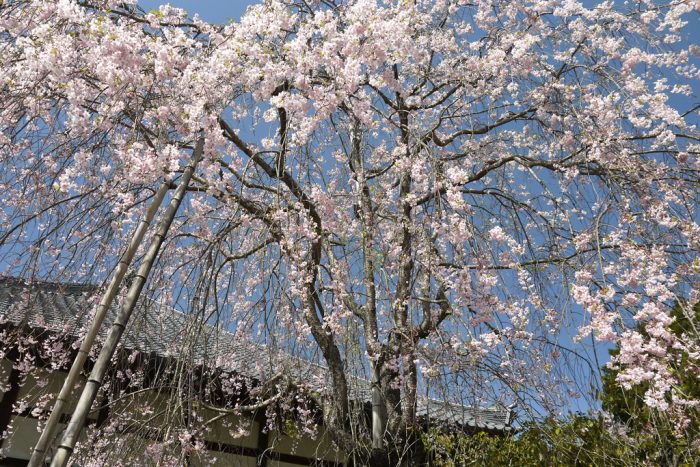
[1,0,699,464]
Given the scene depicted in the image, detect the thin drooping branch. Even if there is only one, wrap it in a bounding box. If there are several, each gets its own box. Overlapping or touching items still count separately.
[1,0,697,463]
[28,180,171,467]
[219,116,352,442]
[50,138,204,467]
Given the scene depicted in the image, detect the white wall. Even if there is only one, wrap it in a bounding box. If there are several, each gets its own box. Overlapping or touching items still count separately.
[0,358,346,465]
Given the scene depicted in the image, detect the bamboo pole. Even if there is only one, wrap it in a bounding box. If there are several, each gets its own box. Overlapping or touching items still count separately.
[49,138,203,467]
[28,180,171,467]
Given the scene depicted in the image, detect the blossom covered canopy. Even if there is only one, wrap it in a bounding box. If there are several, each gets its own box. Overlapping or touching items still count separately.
[1,0,699,447]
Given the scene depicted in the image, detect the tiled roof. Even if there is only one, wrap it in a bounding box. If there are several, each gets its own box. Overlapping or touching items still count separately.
[417,399,514,432]
[0,277,514,432]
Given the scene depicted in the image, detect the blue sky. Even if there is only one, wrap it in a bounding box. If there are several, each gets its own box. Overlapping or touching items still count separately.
[131,0,698,417]
[140,1,699,88]
[139,0,252,22]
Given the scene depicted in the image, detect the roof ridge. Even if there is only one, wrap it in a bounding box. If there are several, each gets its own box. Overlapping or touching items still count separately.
[0,275,99,292]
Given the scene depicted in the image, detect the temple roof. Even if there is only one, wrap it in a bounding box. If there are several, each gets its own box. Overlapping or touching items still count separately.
[0,277,514,432]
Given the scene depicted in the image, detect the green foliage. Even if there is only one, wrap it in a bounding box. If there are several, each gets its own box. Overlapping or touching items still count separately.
[600,301,700,466]
[422,302,700,466]
[422,417,634,467]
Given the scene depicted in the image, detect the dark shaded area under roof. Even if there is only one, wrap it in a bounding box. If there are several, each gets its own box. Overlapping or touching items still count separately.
[0,277,514,432]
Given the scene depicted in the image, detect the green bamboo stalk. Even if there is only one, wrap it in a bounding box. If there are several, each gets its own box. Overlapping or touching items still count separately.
[49,138,203,467]
[28,180,171,467]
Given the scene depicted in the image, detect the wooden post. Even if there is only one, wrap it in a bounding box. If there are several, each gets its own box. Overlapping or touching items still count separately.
[256,412,270,467]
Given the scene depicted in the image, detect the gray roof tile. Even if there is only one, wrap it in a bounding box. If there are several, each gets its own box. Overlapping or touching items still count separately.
[0,277,513,431]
